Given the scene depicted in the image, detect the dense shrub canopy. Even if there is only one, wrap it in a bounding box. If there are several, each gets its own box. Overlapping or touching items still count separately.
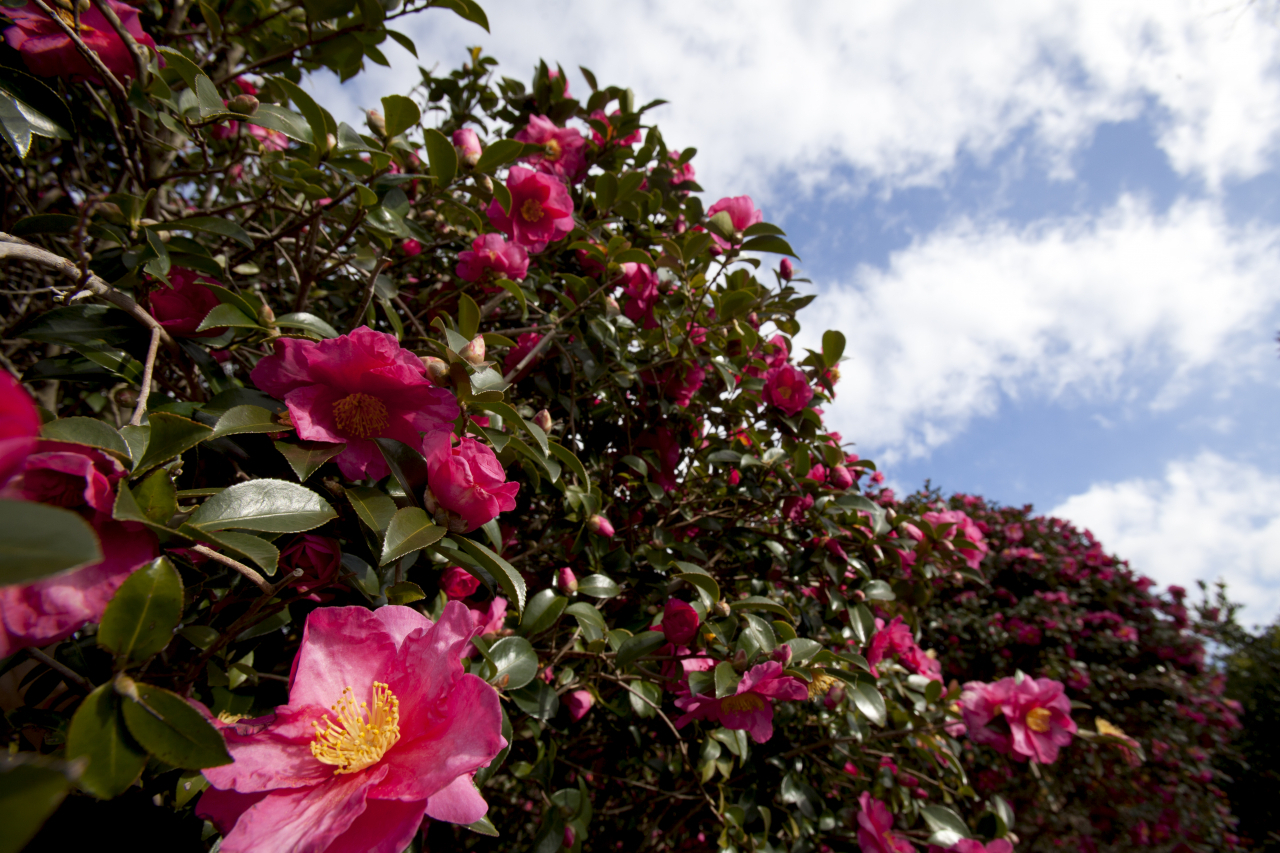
[0,1,1246,851]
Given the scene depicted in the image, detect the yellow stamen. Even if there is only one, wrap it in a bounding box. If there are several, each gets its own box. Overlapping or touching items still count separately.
[217,711,245,724]
[777,386,792,399]
[1025,707,1053,733]
[1096,718,1126,739]
[331,392,389,438]
[520,198,545,223]
[808,673,838,699]
[720,693,766,713]
[311,683,401,775]
[544,139,563,161]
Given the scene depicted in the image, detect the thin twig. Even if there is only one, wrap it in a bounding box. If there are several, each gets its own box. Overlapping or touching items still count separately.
[191,544,273,594]
[25,647,94,694]
[349,257,387,333]
[129,326,161,425]
[502,329,558,383]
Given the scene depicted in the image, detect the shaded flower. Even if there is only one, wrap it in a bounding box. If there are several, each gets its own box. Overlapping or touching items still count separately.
[565,690,594,722]
[867,616,942,682]
[441,566,481,600]
[199,603,506,852]
[662,599,700,646]
[619,262,660,327]
[468,597,507,636]
[668,150,696,185]
[674,661,807,743]
[503,332,544,381]
[3,0,155,83]
[486,167,575,253]
[515,115,587,184]
[0,373,39,488]
[422,434,520,533]
[856,792,914,853]
[147,267,224,338]
[960,676,1077,763]
[279,535,342,596]
[456,233,529,283]
[251,327,459,480]
[589,109,641,147]
[248,124,289,151]
[762,364,813,417]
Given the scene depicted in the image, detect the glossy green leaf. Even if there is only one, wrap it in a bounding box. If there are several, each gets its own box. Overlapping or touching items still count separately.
[728,595,792,620]
[386,581,427,605]
[196,303,260,332]
[423,127,458,187]
[0,758,74,853]
[166,216,253,248]
[784,638,823,665]
[184,527,280,575]
[862,579,896,601]
[565,601,605,631]
[98,557,183,662]
[741,235,798,257]
[575,573,620,598]
[0,499,102,586]
[276,77,330,153]
[714,661,742,698]
[374,438,430,508]
[274,440,346,482]
[676,572,720,608]
[134,412,213,473]
[851,680,887,726]
[457,291,480,340]
[822,329,846,366]
[547,442,588,484]
[248,104,312,144]
[381,93,420,138]
[210,405,280,439]
[119,682,232,769]
[616,630,665,669]
[132,470,177,526]
[65,684,147,799]
[473,138,523,173]
[274,312,339,339]
[40,417,131,461]
[186,479,337,533]
[520,589,567,635]
[457,537,526,613]
[346,486,397,534]
[922,805,972,848]
[380,507,445,565]
[484,636,538,689]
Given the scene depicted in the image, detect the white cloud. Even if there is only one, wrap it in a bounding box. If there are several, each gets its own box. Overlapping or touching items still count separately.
[313,0,1280,200]
[1050,451,1280,627]
[804,196,1280,460]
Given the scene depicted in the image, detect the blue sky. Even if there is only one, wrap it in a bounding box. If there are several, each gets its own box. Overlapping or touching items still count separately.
[313,0,1280,626]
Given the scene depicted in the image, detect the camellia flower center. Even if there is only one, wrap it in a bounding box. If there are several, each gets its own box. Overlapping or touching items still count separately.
[777,386,792,399]
[1025,706,1052,733]
[332,392,389,438]
[520,198,545,223]
[311,682,401,775]
[543,139,563,161]
[720,693,766,713]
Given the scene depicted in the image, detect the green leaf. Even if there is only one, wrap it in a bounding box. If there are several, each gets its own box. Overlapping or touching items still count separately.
[210,405,280,439]
[595,171,617,210]
[275,312,339,338]
[381,95,420,139]
[0,93,34,158]
[520,589,567,635]
[457,291,480,340]
[131,470,177,525]
[676,572,720,608]
[484,636,538,689]
[576,573,620,598]
[434,0,489,31]
[473,138,524,174]
[616,630,665,669]
[738,612,777,654]
[186,479,337,533]
[822,329,846,366]
[466,816,500,837]
[509,679,558,720]
[274,440,345,482]
[0,499,102,586]
[386,581,426,605]
[848,602,876,645]
[457,538,526,613]
[98,557,183,663]
[492,180,512,215]
[155,46,207,92]
[65,684,147,799]
[134,412,212,473]
[119,681,232,769]
[423,127,458,187]
[922,805,972,848]
[0,758,74,853]
[184,527,280,575]
[40,417,131,462]
[374,438,430,507]
[248,104,312,144]
[380,507,446,565]
[728,595,792,620]
[565,601,605,632]
[862,579,896,601]
[547,442,588,484]
[714,661,742,698]
[784,638,823,665]
[196,303,261,332]
[851,680,887,726]
[346,486,397,534]
[166,216,253,249]
[741,235,798,257]
[275,77,331,153]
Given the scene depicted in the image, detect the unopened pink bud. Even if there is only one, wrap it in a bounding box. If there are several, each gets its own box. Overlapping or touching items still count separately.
[772,644,793,665]
[604,296,620,318]
[558,567,578,593]
[452,127,482,166]
[459,334,486,365]
[420,356,449,386]
[366,109,386,136]
[587,515,615,538]
[533,409,553,433]
[779,258,794,281]
[830,465,854,490]
[563,825,577,848]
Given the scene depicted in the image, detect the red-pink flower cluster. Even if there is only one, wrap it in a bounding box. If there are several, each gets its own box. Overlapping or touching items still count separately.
[960,675,1077,763]
[515,115,587,184]
[486,167,575,253]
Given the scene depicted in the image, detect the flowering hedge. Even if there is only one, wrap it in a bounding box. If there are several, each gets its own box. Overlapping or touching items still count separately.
[0,1,1242,851]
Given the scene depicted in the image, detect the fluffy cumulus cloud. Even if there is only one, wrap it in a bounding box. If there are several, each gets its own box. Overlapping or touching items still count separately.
[806,196,1280,460]
[315,0,1280,198]
[1051,452,1280,627]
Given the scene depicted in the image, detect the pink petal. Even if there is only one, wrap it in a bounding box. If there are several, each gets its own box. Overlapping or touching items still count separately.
[202,705,332,793]
[251,337,319,398]
[423,774,489,825]
[196,787,267,834]
[216,767,386,853]
[284,385,347,444]
[373,604,433,647]
[332,439,389,481]
[324,797,427,853]
[287,606,399,710]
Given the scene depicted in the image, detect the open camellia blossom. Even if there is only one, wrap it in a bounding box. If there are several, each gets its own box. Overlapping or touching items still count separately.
[199,603,505,853]
[3,0,156,83]
[857,792,916,853]
[960,676,1077,763]
[456,233,529,283]
[422,433,520,533]
[515,115,587,184]
[762,363,814,417]
[251,327,459,480]
[922,509,990,571]
[706,195,763,250]
[0,439,157,657]
[674,661,806,743]
[0,372,40,487]
[867,616,942,682]
[485,167,575,253]
[148,267,225,337]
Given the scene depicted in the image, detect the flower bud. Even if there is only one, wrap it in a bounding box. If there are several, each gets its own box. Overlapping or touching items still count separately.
[459,334,486,365]
[558,566,578,594]
[367,109,386,137]
[452,128,482,167]
[771,644,793,665]
[227,94,259,115]
[564,826,577,848]
[779,258,794,281]
[258,302,276,327]
[713,599,732,618]
[420,356,450,386]
[533,409,553,433]
[851,589,866,602]
[604,296,621,318]
[731,648,749,672]
[587,515,615,538]
[830,465,854,490]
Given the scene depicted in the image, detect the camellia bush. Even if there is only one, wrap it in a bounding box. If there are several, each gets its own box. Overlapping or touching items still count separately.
[0,1,1244,851]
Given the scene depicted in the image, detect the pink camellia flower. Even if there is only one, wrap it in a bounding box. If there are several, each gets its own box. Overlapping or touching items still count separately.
[922,509,989,571]
[278,534,342,596]
[663,363,704,409]
[452,128,481,166]
[662,599,700,646]
[857,792,914,853]
[148,267,225,338]
[565,690,594,722]
[668,151,696,186]
[866,616,941,682]
[441,566,480,600]
[706,195,763,250]
[198,603,506,853]
[3,0,156,83]
[782,494,813,522]
[502,332,544,381]
[928,840,1015,853]
[248,124,289,151]
[0,373,40,487]
[674,661,807,743]
[587,514,614,538]
[557,567,578,594]
[468,597,507,636]
[486,167,575,253]
[422,434,519,533]
[515,115,587,184]
[589,109,641,147]
[0,440,157,657]
[960,676,1077,763]
[251,327,458,480]
[620,262,660,328]
[762,364,813,417]
[457,233,529,283]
